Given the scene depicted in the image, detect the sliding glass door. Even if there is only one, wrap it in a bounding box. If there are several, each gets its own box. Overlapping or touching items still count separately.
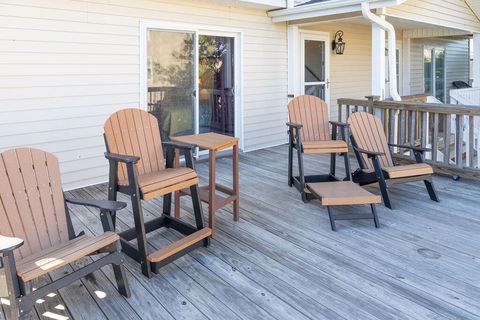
[198,35,235,136]
[424,47,446,102]
[146,29,236,142]
[147,30,196,141]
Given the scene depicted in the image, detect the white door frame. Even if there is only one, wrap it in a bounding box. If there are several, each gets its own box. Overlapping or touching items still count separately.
[299,30,331,109]
[139,21,244,150]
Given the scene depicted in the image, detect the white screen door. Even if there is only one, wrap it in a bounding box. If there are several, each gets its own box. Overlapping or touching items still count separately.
[301,33,330,104]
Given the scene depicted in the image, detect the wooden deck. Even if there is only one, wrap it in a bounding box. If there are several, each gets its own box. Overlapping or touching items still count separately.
[3,145,480,320]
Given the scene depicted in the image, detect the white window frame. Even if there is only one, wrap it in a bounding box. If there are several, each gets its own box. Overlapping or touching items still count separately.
[139,20,244,150]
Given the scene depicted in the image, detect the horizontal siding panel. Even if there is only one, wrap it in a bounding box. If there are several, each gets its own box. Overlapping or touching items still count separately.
[386,0,480,32]
[0,0,287,189]
[0,94,139,111]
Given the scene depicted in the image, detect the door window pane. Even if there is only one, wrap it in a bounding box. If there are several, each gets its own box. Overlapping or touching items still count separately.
[198,35,235,136]
[424,49,433,94]
[147,30,195,141]
[305,40,325,82]
[305,84,325,100]
[435,49,445,102]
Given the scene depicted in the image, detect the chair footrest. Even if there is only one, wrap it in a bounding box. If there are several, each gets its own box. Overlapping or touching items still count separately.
[147,228,212,263]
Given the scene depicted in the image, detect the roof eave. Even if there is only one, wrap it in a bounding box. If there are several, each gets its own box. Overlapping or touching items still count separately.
[268,0,406,23]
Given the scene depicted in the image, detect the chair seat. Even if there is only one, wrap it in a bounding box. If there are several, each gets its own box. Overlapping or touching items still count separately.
[302,140,348,154]
[120,167,199,201]
[13,232,119,282]
[383,163,433,179]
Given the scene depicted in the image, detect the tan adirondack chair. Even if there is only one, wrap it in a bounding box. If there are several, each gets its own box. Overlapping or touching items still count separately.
[104,108,211,278]
[0,148,130,320]
[348,112,439,209]
[287,95,351,202]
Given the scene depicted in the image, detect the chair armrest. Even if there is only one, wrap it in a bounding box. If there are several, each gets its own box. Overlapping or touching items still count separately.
[286,122,303,129]
[65,198,127,211]
[353,146,385,158]
[163,141,196,151]
[329,121,348,128]
[104,152,140,164]
[0,235,24,255]
[388,143,430,153]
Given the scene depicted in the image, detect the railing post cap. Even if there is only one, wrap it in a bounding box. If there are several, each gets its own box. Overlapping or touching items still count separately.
[365,95,380,101]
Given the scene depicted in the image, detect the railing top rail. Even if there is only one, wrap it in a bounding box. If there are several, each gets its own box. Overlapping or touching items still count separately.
[338,98,480,116]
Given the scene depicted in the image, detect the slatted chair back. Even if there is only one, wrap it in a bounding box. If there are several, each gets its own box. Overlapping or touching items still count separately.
[0,148,69,260]
[288,95,330,142]
[348,112,394,170]
[104,108,165,182]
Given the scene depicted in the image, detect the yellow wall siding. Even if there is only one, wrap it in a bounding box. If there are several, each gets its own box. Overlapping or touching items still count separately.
[304,23,372,120]
[0,0,288,190]
[386,0,480,33]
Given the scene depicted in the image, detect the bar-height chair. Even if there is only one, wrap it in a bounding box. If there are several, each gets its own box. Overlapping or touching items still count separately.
[287,95,351,202]
[104,108,211,278]
[0,148,130,320]
[348,112,439,209]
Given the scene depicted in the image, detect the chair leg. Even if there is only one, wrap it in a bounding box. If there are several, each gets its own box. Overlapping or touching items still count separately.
[130,194,152,278]
[378,177,392,209]
[330,153,336,177]
[372,158,393,209]
[190,184,209,246]
[112,242,131,298]
[326,206,336,231]
[343,153,352,181]
[424,179,439,202]
[163,193,172,216]
[296,147,307,203]
[288,143,293,187]
[371,204,380,228]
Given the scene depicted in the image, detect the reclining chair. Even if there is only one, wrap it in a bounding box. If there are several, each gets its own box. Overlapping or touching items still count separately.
[348,112,439,209]
[287,95,351,202]
[0,148,130,319]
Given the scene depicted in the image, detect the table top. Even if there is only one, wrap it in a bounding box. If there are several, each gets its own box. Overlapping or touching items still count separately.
[170,132,239,151]
[307,181,381,206]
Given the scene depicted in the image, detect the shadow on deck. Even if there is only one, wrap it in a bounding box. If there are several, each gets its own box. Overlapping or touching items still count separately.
[3,145,480,320]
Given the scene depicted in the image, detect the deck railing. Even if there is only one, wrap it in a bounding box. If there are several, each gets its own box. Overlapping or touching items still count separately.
[337,96,480,179]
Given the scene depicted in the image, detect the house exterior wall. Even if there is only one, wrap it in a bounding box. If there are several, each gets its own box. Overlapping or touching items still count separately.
[386,0,480,33]
[409,37,470,101]
[304,23,372,120]
[0,0,288,190]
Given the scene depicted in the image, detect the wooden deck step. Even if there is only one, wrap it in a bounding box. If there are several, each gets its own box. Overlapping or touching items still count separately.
[147,228,212,263]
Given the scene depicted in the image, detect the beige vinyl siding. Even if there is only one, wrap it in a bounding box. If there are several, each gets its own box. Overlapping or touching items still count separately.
[409,37,470,102]
[386,0,480,33]
[305,23,372,120]
[0,0,288,190]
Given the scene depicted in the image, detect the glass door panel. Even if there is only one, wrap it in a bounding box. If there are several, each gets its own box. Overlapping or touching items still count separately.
[147,30,196,141]
[303,37,328,101]
[198,35,235,136]
[424,49,433,94]
[435,49,446,102]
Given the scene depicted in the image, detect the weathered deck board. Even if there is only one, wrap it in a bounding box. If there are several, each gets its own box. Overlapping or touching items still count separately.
[3,145,480,320]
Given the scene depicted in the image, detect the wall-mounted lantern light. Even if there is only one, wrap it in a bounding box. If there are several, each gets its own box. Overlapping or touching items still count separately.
[332,30,345,55]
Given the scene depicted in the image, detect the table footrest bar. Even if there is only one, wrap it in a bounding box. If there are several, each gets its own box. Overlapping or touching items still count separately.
[147,228,212,263]
[331,213,375,221]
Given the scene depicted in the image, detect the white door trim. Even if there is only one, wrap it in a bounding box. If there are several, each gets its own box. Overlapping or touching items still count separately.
[139,21,244,150]
[299,30,331,110]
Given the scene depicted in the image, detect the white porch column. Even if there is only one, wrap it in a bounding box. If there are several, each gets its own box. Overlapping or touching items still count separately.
[371,21,386,99]
[473,33,480,87]
[288,25,301,100]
